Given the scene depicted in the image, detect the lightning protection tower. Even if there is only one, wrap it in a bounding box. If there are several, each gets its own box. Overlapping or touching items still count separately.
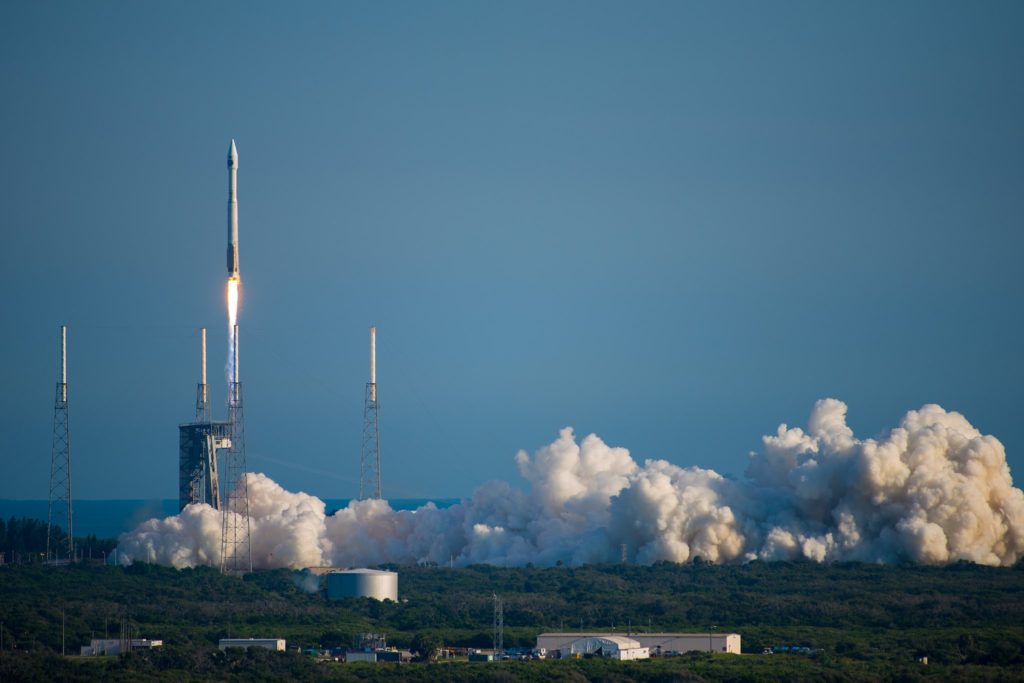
[220,324,252,574]
[493,593,504,655]
[47,325,73,563]
[359,326,382,500]
[196,327,210,422]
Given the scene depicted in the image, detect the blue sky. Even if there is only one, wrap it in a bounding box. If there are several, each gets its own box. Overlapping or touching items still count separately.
[1,1,1022,500]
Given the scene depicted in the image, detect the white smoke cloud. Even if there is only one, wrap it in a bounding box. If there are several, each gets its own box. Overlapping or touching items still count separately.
[116,400,1024,569]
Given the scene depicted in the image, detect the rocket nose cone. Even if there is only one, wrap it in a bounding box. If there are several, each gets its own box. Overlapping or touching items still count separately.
[228,139,238,165]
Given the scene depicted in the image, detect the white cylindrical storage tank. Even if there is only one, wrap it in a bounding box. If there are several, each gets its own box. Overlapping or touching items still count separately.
[326,569,398,601]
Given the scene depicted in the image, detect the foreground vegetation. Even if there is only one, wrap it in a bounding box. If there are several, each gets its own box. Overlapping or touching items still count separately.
[0,558,1022,681]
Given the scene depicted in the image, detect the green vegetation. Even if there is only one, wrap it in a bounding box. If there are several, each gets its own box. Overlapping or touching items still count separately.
[0,517,117,564]
[1,558,1022,681]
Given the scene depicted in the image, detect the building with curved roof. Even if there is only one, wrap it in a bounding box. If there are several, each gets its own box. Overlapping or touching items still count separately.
[538,631,741,656]
[567,635,649,660]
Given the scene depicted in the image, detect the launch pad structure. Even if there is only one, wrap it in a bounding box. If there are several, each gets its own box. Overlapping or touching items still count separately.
[181,142,252,574]
[219,141,252,574]
[178,419,229,512]
[220,327,253,574]
[178,328,227,512]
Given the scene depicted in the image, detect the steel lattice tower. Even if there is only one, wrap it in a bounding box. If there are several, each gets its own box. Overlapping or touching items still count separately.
[359,326,381,500]
[220,324,252,574]
[493,593,504,655]
[47,325,73,563]
[196,327,210,422]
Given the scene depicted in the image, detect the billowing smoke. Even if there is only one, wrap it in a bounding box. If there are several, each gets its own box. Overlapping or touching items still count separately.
[117,400,1024,568]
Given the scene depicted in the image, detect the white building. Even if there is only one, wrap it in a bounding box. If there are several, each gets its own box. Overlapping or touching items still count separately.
[218,638,286,652]
[346,650,379,663]
[80,639,163,656]
[568,636,649,660]
[537,632,741,656]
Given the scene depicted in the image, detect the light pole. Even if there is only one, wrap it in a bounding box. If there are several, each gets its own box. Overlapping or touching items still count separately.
[709,625,717,654]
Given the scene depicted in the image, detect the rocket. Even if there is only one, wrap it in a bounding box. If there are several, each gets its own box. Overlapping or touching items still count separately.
[226,139,239,279]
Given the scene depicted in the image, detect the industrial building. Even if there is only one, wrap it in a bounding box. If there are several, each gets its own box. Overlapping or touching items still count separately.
[345,649,407,663]
[324,568,398,601]
[569,638,647,659]
[536,632,741,656]
[566,636,649,660]
[177,420,231,511]
[342,633,410,663]
[218,638,286,652]
[80,638,163,656]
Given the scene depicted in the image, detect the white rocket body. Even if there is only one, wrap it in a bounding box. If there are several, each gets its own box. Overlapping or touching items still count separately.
[227,140,239,278]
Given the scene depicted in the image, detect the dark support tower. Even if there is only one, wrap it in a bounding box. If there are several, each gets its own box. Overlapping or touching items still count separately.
[47,325,73,563]
[179,328,224,511]
[178,422,228,511]
[359,326,381,500]
[221,324,252,573]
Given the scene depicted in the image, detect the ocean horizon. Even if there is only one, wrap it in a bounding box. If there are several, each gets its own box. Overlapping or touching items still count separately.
[0,498,460,539]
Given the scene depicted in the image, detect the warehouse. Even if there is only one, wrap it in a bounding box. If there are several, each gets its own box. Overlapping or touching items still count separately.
[537,632,741,656]
[566,636,649,660]
[218,638,286,652]
[80,638,163,656]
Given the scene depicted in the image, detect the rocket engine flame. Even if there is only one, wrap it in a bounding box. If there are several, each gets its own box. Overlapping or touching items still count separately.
[227,277,239,384]
[227,277,239,327]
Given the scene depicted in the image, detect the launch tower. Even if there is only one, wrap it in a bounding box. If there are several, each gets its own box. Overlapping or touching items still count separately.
[221,324,252,573]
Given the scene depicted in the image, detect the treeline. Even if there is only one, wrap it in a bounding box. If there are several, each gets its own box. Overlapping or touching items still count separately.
[0,517,117,564]
[0,561,1022,680]
[339,560,1024,662]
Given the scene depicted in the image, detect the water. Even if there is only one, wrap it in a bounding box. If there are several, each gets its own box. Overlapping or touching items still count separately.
[0,498,459,540]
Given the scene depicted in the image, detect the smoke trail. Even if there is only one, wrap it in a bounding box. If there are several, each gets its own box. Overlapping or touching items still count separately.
[116,400,1024,569]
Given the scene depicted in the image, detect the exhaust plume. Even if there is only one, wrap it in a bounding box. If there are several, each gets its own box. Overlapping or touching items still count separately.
[116,399,1024,568]
[226,278,239,385]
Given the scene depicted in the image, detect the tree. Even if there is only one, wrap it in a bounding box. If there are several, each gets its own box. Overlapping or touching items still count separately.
[410,632,441,662]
